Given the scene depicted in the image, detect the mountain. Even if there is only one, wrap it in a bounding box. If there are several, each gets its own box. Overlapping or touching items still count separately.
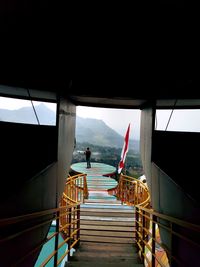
[0,104,56,125]
[76,117,139,151]
[0,104,139,151]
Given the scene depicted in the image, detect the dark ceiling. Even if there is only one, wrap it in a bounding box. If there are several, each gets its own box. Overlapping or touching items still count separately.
[0,1,71,90]
[0,1,193,109]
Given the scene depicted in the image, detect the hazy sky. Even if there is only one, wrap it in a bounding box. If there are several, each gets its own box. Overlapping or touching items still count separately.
[156,109,200,132]
[0,97,141,139]
[1,96,200,139]
[76,106,141,140]
[0,97,57,112]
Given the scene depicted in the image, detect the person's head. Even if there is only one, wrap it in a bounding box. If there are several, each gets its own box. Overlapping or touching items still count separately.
[87,147,89,150]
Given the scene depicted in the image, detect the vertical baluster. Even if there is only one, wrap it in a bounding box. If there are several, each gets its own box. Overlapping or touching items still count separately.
[135,207,139,251]
[135,181,138,205]
[54,211,59,267]
[68,207,72,261]
[77,204,80,247]
[152,214,156,267]
[141,209,145,263]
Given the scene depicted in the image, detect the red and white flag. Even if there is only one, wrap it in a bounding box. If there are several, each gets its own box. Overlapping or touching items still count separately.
[118,123,131,174]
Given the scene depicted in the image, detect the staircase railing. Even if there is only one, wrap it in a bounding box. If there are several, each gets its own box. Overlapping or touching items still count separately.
[2,170,199,267]
[108,174,150,207]
[111,174,200,267]
[64,173,89,204]
[0,173,88,267]
[135,205,200,267]
[59,173,88,263]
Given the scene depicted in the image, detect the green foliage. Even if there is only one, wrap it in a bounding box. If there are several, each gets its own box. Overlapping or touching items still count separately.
[72,142,143,178]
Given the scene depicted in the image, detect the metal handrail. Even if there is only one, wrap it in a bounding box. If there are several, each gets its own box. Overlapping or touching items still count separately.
[108,174,150,207]
[2,170,199,267]
[0,173,88,267]
[64,173,88,203]
[135,205,200,266]
[113,174,200,267]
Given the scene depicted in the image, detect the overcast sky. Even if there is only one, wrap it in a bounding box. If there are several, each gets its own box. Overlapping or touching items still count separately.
[0,97,56,112]
[76,106,141,140]
[1,96,200,140]
[0,97,141,139]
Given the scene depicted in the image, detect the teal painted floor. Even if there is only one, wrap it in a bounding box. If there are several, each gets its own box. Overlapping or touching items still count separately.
[71,162,118,195]
[70,162,116,176]
[34,225,67,267]
[35,163,119,266]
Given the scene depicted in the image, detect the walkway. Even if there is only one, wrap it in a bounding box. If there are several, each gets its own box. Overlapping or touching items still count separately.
[67,162,143,266]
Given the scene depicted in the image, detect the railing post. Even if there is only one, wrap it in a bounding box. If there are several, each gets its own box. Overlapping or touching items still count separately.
[76,204,80,248]
[152,214,156,267]
[135,181,138,205]
[54,211,60,267]
[76,178,78,202]
[68,207,72,261]
[84,175,86,202]
[135,207,139,250]
[169,221,173,266]
[141,209,145,263]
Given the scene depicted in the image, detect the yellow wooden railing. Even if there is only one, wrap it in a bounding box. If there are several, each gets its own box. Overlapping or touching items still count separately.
[1,172,199,267]
[108,174,150,207]
[63,173,88,204]
[111,174,200,267]
[0,205,77,266]
[135,205,200,267]
[58,173,88,265]
[0,173,88,267]
[117,174,150,207]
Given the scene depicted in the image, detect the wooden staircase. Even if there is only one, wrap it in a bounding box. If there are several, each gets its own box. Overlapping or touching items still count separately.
[80,199,135,244]
[65,169,143,266]
[66,242,143,267]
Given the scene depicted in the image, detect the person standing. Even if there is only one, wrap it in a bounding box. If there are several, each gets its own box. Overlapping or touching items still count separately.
[84,147,91,168]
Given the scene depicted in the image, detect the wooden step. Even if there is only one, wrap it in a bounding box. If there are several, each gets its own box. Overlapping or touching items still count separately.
[81,229,135,237]
[80,213,134,218]
[80,235,135,243]
[81,205,134,209]
[71,250,138,259]
[81,224,134,231]
[81,207,134,212]
[84,199,121,204]
[80,216,134,221]
[80,220,135,227]
[77,242,137,252]
[66,261,143,267]
[65,242,143,266]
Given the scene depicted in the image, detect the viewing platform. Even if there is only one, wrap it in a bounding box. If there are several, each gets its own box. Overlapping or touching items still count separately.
[70,162,118,197]
[70,162,116,176]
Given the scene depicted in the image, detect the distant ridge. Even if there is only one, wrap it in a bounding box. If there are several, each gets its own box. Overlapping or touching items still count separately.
[0,104,139,151]
[76,117,139,151]
[0,103,56,125]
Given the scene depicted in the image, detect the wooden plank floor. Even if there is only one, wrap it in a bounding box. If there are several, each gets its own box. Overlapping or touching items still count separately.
[66,168,143,266]
[66,242,143,267]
